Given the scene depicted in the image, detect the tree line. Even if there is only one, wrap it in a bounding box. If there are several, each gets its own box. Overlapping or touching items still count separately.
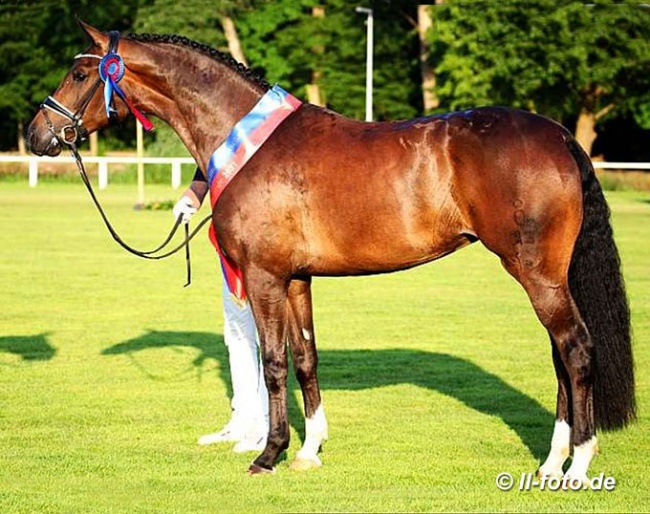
[1,0,649,158]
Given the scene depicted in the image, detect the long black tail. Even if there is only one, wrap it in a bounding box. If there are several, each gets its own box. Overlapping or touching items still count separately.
[566,137,636,431]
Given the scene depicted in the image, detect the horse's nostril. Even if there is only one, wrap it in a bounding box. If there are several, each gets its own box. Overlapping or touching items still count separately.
[26,127,39,154]
[26,126,56,156]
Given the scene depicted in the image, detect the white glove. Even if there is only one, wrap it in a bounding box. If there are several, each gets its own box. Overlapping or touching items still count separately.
[172,196,197,224]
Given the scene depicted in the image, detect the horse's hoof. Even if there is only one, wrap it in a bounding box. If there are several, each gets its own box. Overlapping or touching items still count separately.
[289,455,322,471]
[564,473,590,489]
[247,463,275,475]
[536,468,563,480]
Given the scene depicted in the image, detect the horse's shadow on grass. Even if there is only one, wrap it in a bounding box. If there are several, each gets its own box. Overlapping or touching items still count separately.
[0,333,56,362]
[102,330,553,462]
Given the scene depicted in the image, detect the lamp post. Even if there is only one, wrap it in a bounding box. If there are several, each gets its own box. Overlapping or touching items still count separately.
[355,7,374,122]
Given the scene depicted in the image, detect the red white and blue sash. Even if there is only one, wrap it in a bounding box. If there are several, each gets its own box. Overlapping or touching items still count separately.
[208,84,302,301]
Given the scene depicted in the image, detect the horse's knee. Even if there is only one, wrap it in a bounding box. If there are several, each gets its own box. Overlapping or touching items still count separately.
[293,350,317,382]
[262,353,288,394]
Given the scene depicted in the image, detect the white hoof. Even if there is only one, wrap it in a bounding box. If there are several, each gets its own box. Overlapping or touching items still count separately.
[290,454,322,471]
[564,472,590,489]
[537,468,563,480]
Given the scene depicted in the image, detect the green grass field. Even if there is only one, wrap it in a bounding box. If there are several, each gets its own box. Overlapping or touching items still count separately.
[1,181,649,513]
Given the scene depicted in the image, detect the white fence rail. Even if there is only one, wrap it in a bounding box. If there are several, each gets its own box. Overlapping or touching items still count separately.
[592,162,650,170]
[0,155,196,189]
[0,155,648,189]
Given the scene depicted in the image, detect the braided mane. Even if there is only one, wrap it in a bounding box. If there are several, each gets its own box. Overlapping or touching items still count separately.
[126,32,271,91]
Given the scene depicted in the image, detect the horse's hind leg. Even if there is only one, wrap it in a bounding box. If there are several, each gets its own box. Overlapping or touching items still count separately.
[471,164,597,481]
[538,343,571,477]
[509,268,597,482]
[286,277,328,471]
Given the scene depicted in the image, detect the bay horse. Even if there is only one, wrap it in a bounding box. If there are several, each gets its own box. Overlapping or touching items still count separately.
[28,22,635,480]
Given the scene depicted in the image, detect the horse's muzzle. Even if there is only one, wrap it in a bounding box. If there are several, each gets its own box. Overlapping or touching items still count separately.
[27,118,63,157]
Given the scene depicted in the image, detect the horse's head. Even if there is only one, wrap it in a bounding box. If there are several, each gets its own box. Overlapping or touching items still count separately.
[28,20,152,156]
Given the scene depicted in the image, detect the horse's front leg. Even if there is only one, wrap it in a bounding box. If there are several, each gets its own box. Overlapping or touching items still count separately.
[286,277,328,471]
[245,268,290,474]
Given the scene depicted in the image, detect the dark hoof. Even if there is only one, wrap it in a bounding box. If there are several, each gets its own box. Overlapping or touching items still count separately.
[247,463,275,475]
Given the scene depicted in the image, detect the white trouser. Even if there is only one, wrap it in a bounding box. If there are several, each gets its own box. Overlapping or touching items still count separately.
[222,282,268,430]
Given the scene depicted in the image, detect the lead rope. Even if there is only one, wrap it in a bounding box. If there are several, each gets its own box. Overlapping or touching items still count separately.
[67,143,212,286]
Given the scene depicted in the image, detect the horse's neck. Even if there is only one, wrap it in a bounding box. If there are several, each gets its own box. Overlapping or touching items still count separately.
[128,42,265,172]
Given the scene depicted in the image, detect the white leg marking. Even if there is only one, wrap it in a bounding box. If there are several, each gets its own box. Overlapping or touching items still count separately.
[565,436,598,483]
[301,328,312,341]
[294,404,328,467]
[538,420,571,477]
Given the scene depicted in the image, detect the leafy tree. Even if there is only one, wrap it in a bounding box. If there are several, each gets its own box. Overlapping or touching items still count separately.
[11,0,648,159]
[0,0,140,151]
[238,1,422,121]
[428,0,650,155]
[132,0,249,48]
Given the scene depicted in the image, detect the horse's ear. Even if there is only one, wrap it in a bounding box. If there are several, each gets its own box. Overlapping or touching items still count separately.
[76,18,109,52]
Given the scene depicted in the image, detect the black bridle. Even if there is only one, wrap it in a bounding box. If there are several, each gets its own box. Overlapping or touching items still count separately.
[39,31,119,148]
[39,31,212,286]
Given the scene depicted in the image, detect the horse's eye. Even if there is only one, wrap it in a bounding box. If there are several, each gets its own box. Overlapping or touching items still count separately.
[73,71,87,82]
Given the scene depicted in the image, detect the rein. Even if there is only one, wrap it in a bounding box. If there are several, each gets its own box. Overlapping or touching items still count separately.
[67,140,212,286]
[40,30,211,286]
